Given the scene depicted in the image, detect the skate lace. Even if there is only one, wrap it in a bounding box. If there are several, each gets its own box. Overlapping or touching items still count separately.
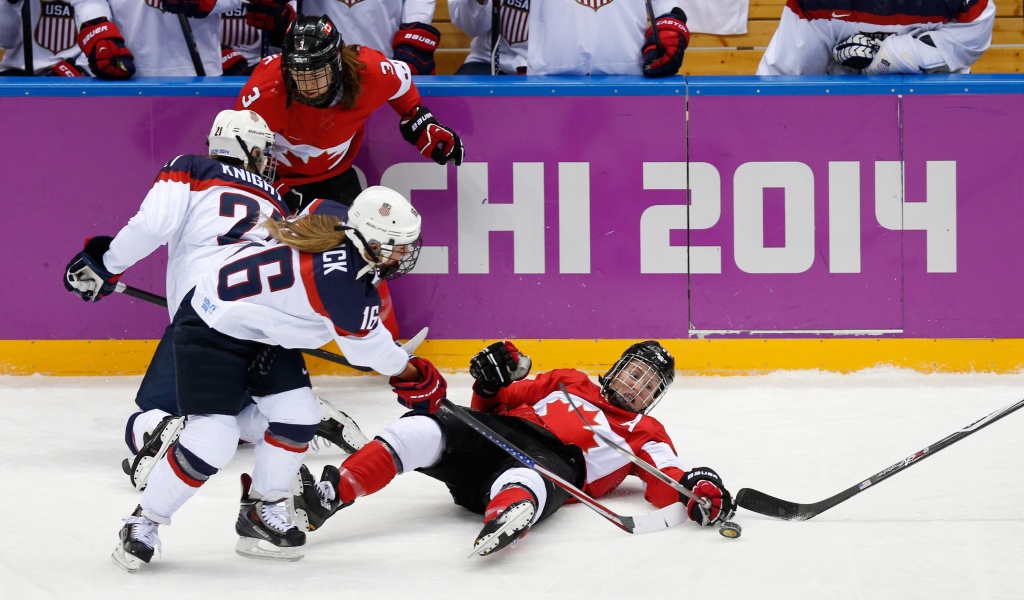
[124,515,163,555]
[259,500,296,534]
[315,481,336,505]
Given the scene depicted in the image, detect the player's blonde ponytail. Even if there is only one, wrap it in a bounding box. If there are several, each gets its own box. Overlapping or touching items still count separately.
[262,215,348,253]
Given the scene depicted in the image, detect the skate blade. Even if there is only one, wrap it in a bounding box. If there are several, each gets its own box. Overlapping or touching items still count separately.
[131,456,155,491]
[235,537,305,562]
[130,417,186,490]
[471,503,533,558]
[111,546,143,573]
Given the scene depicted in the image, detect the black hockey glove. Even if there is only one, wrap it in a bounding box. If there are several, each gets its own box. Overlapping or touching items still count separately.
[470,341,531,397]
[680,467,735,526]
[64,236,121,302]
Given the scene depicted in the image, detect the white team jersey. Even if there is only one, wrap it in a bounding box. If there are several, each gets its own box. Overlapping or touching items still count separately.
[527,0,748,75]
[299,0,435,58]
[448,0,528,73]
[757,0,995,75]
[102,154,290,319]
[188,199,410,376]
[0,0,90,74]
[68,0,243,76]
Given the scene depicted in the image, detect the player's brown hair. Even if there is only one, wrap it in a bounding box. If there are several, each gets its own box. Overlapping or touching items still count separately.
[338,46,365,109]
[262,215,348,253]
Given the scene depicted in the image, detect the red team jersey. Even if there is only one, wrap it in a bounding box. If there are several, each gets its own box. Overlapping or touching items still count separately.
[472,369,687,508]
[235,46,421,189]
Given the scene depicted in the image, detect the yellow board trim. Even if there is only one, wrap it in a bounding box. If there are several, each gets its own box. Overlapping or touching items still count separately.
[3,339,1024,376]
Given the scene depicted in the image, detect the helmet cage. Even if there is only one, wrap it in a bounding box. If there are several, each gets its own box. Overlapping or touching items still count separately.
[600,341,676,414]
[282,16,343,108]
[344,186,423,281]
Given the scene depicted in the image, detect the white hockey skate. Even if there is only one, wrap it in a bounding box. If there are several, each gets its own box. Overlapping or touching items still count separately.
[235,473,306,562]
[314,397,369,454]
[122,416,186,491]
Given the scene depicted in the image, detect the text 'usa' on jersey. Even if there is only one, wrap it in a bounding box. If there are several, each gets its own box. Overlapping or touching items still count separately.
[300,238,382,336]
[160,155,290,217]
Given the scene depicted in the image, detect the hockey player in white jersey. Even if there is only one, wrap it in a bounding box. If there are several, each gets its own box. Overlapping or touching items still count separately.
[757,0,995,75]
[293,341,736,556]
[0,0,93,75]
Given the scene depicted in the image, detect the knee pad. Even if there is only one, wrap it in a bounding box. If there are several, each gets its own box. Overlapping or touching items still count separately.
[176,414,241,471]
[256,387,320,444]
[376,415,444,473]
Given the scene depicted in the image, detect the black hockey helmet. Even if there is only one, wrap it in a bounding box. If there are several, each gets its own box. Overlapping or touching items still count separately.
[599,341,676,414]
[282,14,343,108]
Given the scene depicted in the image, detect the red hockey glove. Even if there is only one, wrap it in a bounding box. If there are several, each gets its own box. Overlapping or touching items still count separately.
[50,59,85,77]
[221,46,249,75]
[64,236,121,302]
[161,0,215,18]
[680,467,735,526]
[392,22,440,75]
[77,17,135,80]
[399,105,464,166]
[244,0,295,43]
[390,357,447,415]
[470,341,532,397]
[642,7,689,78]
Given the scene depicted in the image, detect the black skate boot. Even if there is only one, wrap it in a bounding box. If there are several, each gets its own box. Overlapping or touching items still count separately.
[122,415,185,491]
[293,464,350,531]
[235,473,306,561]
[473,485,537,557]
[314,397,369,454]
[111,505,164,573]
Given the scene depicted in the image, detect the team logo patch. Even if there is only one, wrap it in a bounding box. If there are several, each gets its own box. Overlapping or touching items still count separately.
[379,203,391,217]
[500,0,530,44]
[35,0,76,54]
[573,0,613,11]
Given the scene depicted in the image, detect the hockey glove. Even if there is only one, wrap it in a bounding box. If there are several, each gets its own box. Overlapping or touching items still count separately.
[221,46,248,76]
[680,466,735,526]
[469,341,532,397]
[64,236,121,302]
[642,7,689,78]
[244,0,295,45]
[50,59,85,77]
[400,105,464,166]
[832,33,886,71]
[391,356,447,415]
[161,0,215,18]
[77,17,135,80]
[393,22,440,75]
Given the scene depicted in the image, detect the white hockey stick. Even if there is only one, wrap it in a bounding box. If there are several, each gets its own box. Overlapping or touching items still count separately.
[441,399,687,535]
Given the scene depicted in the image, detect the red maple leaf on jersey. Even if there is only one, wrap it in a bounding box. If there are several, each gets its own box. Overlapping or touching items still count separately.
[540,400,602,453]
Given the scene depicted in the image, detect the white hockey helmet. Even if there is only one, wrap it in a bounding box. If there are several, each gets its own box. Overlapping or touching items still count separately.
[207,109,277,182]
[345,186,422,280]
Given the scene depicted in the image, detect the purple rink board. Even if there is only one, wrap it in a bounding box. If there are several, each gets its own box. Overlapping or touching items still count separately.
[4,89,1023,341]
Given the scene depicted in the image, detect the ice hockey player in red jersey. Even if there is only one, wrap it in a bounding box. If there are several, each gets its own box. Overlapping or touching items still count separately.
[237,14,463,213]
[293,340,736,556]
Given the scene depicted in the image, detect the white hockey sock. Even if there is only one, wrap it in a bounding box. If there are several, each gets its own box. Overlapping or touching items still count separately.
[237,403,269,444]
[490,467,547,525]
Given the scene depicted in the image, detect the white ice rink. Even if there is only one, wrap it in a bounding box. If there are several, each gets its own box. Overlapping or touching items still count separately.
[2,370,1024,600]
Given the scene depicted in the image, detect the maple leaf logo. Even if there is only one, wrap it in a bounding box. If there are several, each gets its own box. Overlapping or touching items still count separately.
[540,400,602,453]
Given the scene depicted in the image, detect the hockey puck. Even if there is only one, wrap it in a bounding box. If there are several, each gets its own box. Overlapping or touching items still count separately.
[718,521,742,539]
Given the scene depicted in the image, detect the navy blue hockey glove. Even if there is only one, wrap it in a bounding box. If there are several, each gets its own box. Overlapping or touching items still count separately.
[64,236,121,302]
[400,105,464,166]
[642,7,689,78]
[469,341,531,397]
[680,467,735,526]
[393,22,440,75]
[391,357,447,415]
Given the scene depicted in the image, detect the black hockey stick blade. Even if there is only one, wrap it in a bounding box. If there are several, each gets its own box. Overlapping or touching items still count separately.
[737,397,1024,521]
[440,399,686,534]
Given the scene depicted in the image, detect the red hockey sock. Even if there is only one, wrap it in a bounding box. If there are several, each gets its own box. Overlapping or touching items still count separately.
[336,440,399,504]
[483,485,536,523]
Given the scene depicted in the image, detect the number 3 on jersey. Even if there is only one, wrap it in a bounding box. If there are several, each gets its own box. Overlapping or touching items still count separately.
[360,305,380,331]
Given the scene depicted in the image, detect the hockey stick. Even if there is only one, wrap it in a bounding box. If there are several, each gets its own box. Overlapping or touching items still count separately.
[644,0,663,56]
[440,399,688,535]
[177,13,206,76]
[113,282,428,372]
[736,397,1024,521]
[489,0,499,75]
[21,0,33,74]
[559,383,742,538]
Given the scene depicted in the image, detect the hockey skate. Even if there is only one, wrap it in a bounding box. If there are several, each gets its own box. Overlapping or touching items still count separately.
[122,415,186,491]
[235,473,306,561]
[111,506,163,573]
[314,397,369,454]
[473,487,537,557]
[293,464,349,531]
